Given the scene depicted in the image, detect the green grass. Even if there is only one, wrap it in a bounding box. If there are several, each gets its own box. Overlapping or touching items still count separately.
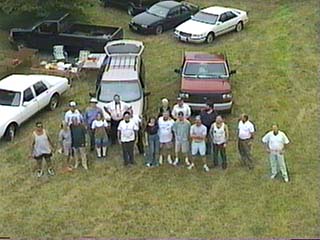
[0,0,319,238]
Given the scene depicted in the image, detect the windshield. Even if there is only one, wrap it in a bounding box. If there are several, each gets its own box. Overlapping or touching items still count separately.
[98,81,142,103]
[147,5,169,18]
[183,62,228,78]
[0,89,21,106]
[192,12,218,24]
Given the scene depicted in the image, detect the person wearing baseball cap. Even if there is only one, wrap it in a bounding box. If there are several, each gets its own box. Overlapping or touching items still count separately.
[64,100,83,126]
[84,97,103,151]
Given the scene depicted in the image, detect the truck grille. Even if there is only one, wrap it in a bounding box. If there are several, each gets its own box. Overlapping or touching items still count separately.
[187,93,224,104]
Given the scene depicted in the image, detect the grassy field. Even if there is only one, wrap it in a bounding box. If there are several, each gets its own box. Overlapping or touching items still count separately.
[0,0,319,238]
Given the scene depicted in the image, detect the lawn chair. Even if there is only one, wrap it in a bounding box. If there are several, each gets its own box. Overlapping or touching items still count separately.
[53,45,68,61]
[75,50,90,68]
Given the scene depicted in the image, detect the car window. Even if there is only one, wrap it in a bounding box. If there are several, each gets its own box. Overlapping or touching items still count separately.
[147,5,170,18]
[33,81,48,96]
[168,8,180,17]
[38,22,58,33]
[226,11,237,20]
[183,62,227,78]
[23,88,34,102]
[192,12,218,25]
[180,6,189,14]
[98,81,142,102]
[219,13,227,22]
[0,89,21,106]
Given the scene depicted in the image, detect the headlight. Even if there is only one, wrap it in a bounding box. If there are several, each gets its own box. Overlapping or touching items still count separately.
[222,93,232,99]
[174,30,179,34]
[140,24,148,28]
[191,33,206,38]
[179,93,189,99]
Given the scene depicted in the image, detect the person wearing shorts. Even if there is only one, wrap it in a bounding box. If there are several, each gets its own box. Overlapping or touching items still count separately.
[31,122,55,177]
[91,112,110,159]
[172,111,190,166]
[158,111,175,164]
[189,116,209,172]
[58,121,73,171]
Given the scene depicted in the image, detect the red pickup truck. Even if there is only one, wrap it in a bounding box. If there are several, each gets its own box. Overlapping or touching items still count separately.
[175,52,236,113]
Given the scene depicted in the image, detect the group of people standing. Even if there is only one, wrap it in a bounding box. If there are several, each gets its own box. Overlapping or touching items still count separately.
[30,95,291,183]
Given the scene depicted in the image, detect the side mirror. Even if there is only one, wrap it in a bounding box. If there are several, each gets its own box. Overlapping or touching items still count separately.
[230,70,237,75]
[89,92,95,97]
[144,91,151,97]
[174,68,181,74]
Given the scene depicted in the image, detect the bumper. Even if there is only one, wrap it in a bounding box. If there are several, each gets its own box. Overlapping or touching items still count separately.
[129,23,154,34]
[185,101,233,112]
[174,32,206,43]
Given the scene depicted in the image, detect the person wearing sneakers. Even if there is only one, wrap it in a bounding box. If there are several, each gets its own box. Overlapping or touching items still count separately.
[91,112,110,159]
[70,117,88,170]
[84,98,103,151]
[210,115,229,169]
[172,111,191,166]
[189,116,210,172]
[58,121,73,171]
[158,111,175,165]
[31,122,55,177]
[237,114,255,170]
[64,101,83,126]
[262,124,290,182]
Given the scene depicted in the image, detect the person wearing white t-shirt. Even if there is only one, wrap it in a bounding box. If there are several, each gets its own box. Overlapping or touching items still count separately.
[104,94,130,144]
[158,111,175,164]
[237,114,255,169]
[171,97,191,120]
[91,112,109,159]
[117,111,138,166]
[262,124,290,182]
[64,101,83,126]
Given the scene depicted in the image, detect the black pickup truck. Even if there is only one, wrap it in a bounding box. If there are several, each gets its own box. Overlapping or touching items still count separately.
[9,13,123,53]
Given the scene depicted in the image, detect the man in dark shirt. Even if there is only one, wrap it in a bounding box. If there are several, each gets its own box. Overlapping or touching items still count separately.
[200,103,217,155]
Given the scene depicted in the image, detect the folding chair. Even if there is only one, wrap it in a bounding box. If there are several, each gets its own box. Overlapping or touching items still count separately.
[53,45,67,61]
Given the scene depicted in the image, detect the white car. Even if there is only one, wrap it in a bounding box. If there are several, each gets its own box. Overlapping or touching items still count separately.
[174,6,248,43]
[0,74,70,140]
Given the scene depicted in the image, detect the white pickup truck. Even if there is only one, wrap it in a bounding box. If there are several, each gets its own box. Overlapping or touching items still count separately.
[0,74,70,140]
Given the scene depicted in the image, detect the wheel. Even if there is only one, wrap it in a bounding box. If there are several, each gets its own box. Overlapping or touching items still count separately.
[127,5,134,16]
[155,25,163,35]
[206,32,215,43]
[4,123,17,141]
[48,94,59,111]
[235,21,243,32]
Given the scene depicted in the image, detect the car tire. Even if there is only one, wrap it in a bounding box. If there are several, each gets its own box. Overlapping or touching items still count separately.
[48,94,59,111]
[4,123,17,141]
[155,25,164,35]
[235,21,243,32]
[128,5,134,16]
[206,32,215,43]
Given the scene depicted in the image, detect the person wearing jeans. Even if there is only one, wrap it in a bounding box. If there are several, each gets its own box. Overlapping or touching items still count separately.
[145,117,160,167]
[262,124,290,182]
[118,111,138,166]
[210,116,229,169]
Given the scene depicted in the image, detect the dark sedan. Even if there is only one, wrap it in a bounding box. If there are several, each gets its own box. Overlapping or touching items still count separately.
[129,0,199,35]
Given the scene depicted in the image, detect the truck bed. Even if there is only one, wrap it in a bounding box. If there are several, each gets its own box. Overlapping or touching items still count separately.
[63,24,120,39]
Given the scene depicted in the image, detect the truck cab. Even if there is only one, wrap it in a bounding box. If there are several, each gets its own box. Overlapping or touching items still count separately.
[175,52,236,112]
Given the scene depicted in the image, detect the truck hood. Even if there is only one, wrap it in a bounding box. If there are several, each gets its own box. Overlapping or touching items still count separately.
[97,98,144,120]
[132,12,163,26]
[176,19,213,35]
[181,78,231,93]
